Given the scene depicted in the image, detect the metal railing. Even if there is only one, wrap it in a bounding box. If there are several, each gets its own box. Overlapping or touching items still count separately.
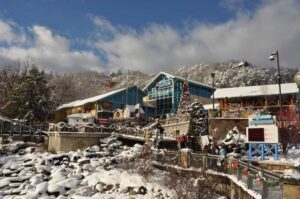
[229,157,282,199]
[0,119,47,136]
[48,122,145,136]
[152,151,283,199]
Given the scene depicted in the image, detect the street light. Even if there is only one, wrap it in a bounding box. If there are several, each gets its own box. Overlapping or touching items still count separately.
[211,72,215,114]
[269,50,282,114]
[294,69,300,119]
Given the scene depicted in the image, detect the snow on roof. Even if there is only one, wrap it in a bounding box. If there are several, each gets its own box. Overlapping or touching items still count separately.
[134,103,141,109]
[124,105,136,112]
[113,109,122,113]
[67,113,95,118]
[203,103,219,110]
[57,87,128,110]
[143,71,213,91]
[213,83,298,99]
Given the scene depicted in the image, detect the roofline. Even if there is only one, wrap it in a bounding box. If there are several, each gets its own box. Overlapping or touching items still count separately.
[142,71,213,91]
[57,85,141,111]
[212,83,298,99]
[214,92,297,100]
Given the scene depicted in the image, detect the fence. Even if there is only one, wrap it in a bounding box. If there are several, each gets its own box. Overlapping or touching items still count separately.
[0,119,47,136]
[152,150,283,199]
[229,158,282,199]
[48,122,145,136]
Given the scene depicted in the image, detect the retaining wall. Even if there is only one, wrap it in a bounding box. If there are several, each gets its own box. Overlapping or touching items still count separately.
[48,132,111,152]
[162,121,189,137]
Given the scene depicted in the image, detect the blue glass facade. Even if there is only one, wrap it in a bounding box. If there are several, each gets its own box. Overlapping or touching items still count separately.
[144,73,214,116]
[100,86,155,116]
[101,86,144,110]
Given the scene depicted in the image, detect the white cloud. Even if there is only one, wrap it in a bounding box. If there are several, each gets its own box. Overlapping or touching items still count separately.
[0,22,103,73]
[92,16,118,35]
[1,0,300,74]
[93,0,300,72]
[0,20,26,44]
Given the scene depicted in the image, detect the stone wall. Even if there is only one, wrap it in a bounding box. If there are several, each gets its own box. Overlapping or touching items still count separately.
[209,118,248,140]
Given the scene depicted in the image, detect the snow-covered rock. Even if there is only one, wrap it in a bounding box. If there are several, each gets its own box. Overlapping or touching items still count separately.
[0,136,176,198]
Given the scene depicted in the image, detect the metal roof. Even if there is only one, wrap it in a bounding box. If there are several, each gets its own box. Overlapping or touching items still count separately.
[142,72,213,91]
[213,83,298,99]
[57,86,139,110]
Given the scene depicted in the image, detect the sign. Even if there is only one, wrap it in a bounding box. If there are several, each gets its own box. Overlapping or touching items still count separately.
[246,125,279,143]
[248,128,264,142]
[156,79,173,90]
[249,114,276,126]
[97,118,110,125]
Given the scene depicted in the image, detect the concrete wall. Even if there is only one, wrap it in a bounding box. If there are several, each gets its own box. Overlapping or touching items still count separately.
[283,181,300,199]
[162,121,189,137]
[209,118,248,140]
[48,132,111,152]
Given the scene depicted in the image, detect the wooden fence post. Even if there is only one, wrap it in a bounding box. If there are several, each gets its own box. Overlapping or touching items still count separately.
[247,162,253,189]
[261,168,268,199]
[237,159,242,180]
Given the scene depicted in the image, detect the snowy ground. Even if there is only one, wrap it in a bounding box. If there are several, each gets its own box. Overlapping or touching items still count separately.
[0,134,177,199]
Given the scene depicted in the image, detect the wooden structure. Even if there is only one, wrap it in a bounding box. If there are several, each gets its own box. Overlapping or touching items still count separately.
[214,83,298,119]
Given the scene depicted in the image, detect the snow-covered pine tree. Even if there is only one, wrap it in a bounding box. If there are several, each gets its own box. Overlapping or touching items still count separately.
[2,66,55,122]
[176,79,191,120]
[188,100,208,136]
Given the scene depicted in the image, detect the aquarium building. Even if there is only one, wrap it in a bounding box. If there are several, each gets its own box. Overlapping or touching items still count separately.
[143,72,214,116]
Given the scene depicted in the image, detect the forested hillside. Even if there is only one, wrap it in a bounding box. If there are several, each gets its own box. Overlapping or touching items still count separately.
[0,60,297,120]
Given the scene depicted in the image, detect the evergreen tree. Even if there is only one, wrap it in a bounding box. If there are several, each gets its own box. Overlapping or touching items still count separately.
[188,100,208,136]
[176,79,191,120]
[2,66,55,122]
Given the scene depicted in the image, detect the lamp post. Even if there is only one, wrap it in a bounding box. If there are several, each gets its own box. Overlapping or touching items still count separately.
[294,69,300,119]
[269,50,282,114]
[211,72,215,115]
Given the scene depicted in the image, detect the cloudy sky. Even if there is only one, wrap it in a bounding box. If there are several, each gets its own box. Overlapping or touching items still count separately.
[0,0,299,73]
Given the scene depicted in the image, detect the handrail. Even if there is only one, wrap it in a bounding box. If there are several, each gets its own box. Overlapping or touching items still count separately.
[152,150,283,199]
[233,157,281,180]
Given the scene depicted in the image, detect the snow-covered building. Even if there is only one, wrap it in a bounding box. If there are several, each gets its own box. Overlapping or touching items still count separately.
[143,72,214,116]
[213,83,299,118]
[123,105,136,118]
[113,109,123,120]
[55,72,212,122]
[55,86,148,122]
[112,104,145,120]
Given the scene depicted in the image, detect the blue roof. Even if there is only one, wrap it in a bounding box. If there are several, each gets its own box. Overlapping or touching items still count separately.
[57,85,141,110]
[143,72,213,91]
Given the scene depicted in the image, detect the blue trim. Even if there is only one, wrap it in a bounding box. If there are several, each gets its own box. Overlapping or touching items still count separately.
[248,143,279,160]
